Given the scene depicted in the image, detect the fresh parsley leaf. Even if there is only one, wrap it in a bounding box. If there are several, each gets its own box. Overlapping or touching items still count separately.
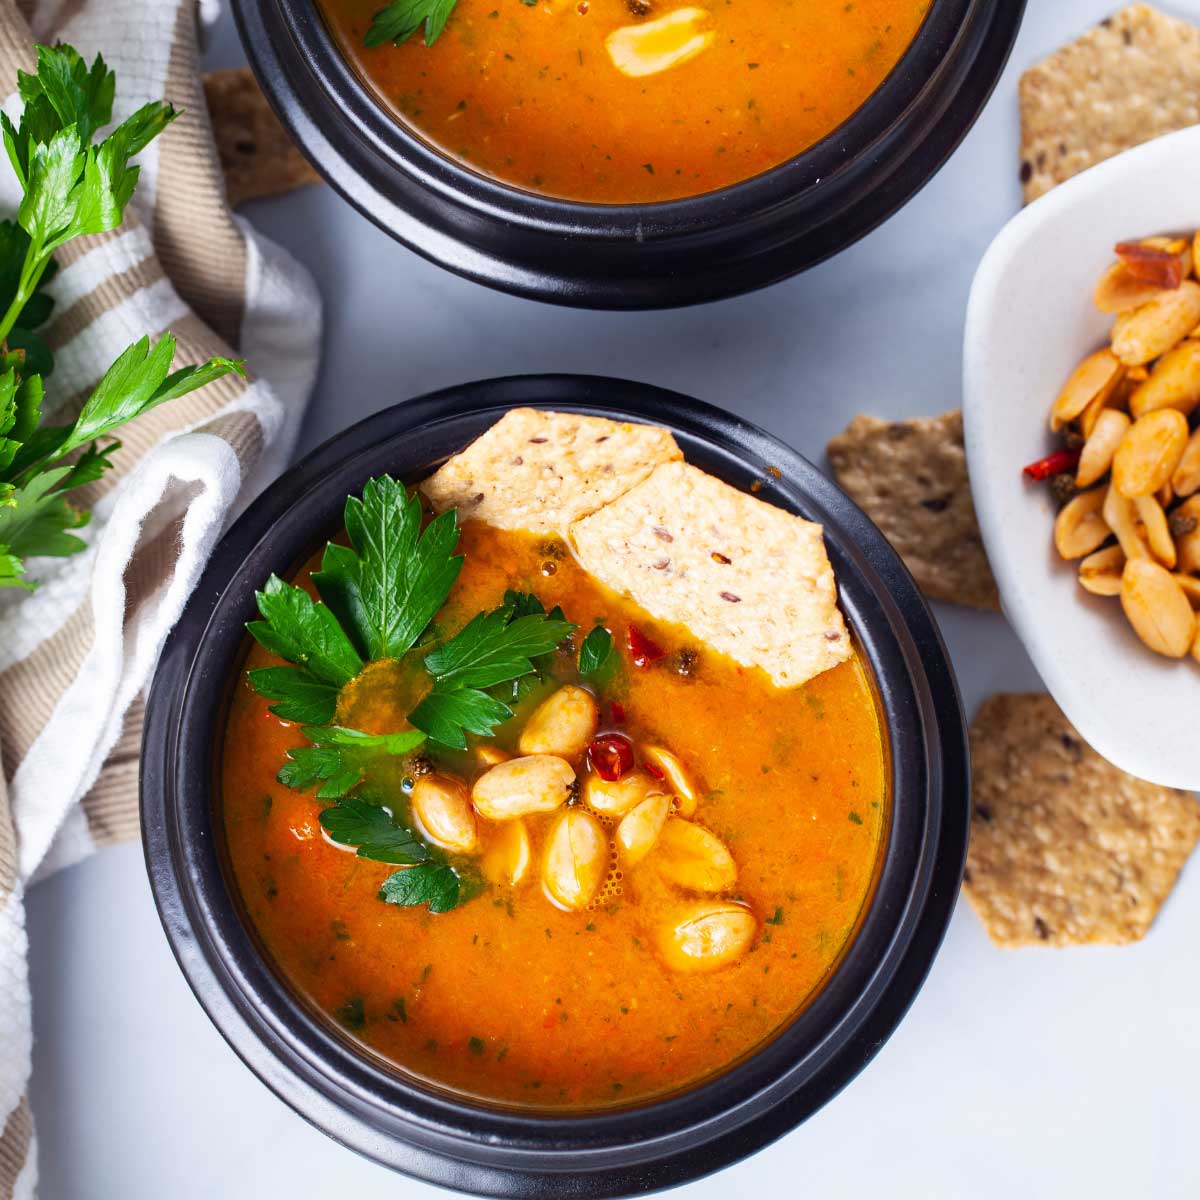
[0,544,28,590]
[365,0,460,48]
[278,744,363,799]
[247,665,341,725]
[0,45,233,589]
[0,466,89,557]
[305,725,428,754]
[378,862,465,913]
[409,686,513,749]
[503,589,545,619]
[313,478,462,662]
[579,624,613,675]
[423,605,575,691]
[321,796,430,864]
[278,726,426,797]
[51,334,244,460]
[247,575,363,686]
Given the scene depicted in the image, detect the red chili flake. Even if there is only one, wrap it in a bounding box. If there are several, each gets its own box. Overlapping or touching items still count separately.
[610,701,626,724]
[587,734,634,782]
[1022,448,1080,481]
[542,1014,557,1029]
[644,762,665,781]
[627,624,665,666]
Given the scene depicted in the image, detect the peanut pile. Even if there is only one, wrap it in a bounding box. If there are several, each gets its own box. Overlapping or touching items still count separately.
[1038,235,1200,664]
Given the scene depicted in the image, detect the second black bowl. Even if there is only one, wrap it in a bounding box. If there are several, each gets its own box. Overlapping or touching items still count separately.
[142,375,968,1197]
[232,0,1023,308]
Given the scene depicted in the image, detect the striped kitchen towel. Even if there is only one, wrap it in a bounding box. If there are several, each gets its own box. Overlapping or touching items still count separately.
[0,1,322,1195]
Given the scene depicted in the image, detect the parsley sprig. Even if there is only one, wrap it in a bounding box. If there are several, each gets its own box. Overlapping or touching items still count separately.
[246,477,576,911]
[0,45,245,589]
[365,0,459,49]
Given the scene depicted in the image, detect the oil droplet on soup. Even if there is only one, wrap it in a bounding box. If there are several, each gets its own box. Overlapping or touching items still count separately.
[317,0,932,203]
[222,523,887,1108]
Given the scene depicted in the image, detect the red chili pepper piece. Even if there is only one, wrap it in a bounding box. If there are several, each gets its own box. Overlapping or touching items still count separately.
[1022,448,1080,481]
[644,762,665,781]
[610,701,626,724]
[587,734,634,782]
[627,624,666,667]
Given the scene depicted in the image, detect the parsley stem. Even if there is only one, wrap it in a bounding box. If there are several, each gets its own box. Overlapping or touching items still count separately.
[0,239,50,347]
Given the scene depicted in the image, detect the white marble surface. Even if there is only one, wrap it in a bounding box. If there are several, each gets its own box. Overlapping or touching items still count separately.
[24,1,1200,1196]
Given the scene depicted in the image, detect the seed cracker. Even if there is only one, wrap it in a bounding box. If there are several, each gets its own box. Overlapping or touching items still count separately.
[964,693,1200,947]
[420,408,682,537]
[1020,4,1200,204]
[826,410,999,611]
[203,67,322,207]
[570,459,851,689]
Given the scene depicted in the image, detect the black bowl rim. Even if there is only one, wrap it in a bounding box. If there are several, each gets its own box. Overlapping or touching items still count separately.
[141,376,969,1198]
[230,0,1025,307]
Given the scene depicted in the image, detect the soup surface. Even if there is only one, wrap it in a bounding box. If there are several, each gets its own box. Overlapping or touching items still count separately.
[223,521,887,1108]
[318,0,931,202]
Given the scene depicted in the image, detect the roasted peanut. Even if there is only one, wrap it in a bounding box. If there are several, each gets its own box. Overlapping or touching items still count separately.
[1128,340,1200,418]
[1192,616,1200,664]
[615,792,671,865]
[483,818,532,886]
[476,744,511,768]
[1174,497,1200,574]
[639,745,698,818]
[1111,280,1200,365]
[411,774,478,854]
[1111,409,1190,497]
[1076,408,1130,488]
[1050,348,1124,430]
[1078,545,1125,596]
[542,810,607,911]
[584,767,661,817]
[1053,487,1110,559]
[518,685,598,758]
[1103,486,1150,561]
[1175,574,1200,606]
[657,901,756,973]
[1094,262,1170,314]
[1132,494,1176,567]
[1120,559,1195,657]
[472,755,575,820]
[1172,427,1200,497]
[654,818,737,893]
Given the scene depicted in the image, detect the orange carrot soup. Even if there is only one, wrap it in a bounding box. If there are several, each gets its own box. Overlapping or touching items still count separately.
[222,479,887,1109]
[317,0,932,202]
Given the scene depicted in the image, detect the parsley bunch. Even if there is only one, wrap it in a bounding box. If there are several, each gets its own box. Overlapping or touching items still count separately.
[246,476,578,911]
[0,45,244,589]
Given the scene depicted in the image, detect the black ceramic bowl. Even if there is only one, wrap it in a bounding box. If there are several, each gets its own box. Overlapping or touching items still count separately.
[142,376,968,1197]
[232,0,1024,308]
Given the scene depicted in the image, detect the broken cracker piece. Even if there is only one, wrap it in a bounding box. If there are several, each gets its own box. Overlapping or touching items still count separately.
[570,459,851,689]
[964,693,1200,948]
[420,408,681,537]
[1020,4,1200,204]
[204,67,322,207]
[826,410,999,611]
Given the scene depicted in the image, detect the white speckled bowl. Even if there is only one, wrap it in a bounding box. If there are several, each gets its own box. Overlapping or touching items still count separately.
[964,126,1200,791]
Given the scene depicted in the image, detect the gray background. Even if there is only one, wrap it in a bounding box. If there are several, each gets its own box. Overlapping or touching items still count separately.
[25,1,1200,1196]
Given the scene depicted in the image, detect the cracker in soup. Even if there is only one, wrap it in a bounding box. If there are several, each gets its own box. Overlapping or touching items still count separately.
[421,408,681,537]
[570,459,850,688]
[1019,5,1200,204]
[826,410,999,611]
[964,693,1200,948]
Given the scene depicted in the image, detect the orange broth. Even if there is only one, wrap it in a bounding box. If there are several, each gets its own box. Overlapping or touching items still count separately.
[317,0,932,202]
[221,521,887,1108]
